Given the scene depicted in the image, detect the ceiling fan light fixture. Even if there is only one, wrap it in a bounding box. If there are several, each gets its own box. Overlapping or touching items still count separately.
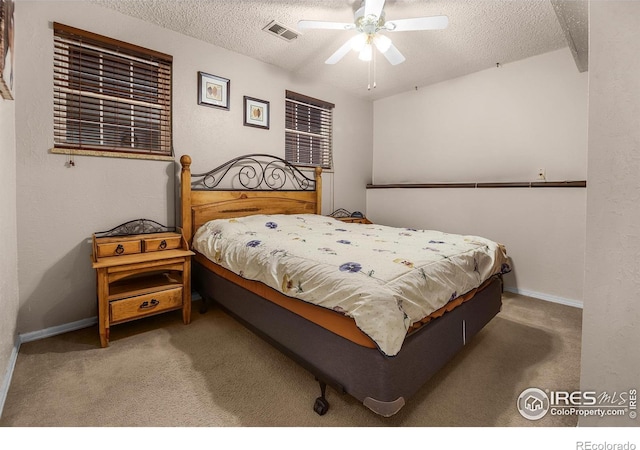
[350,33,367,52]
[358,44,373,61]
[374,34,392,53]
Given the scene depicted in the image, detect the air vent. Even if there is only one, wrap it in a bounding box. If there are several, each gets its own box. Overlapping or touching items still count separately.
[263,20,299,42]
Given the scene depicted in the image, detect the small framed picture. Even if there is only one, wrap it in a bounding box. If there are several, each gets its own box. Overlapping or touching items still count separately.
[243,96,270,130]
[198,71,230,110]
[0,0,15,100]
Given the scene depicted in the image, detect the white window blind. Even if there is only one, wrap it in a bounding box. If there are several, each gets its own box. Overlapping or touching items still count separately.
[285,90,334,169]
[53,23,172,157]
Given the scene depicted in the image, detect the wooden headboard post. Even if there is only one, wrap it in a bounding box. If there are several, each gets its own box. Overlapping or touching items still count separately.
[315,166,322,215]
[180,154,193,245]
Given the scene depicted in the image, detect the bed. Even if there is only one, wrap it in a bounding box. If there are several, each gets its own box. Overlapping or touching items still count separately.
[180,154,510,417]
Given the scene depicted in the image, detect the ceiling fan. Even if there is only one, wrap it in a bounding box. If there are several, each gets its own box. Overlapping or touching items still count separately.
[298,0,449,67]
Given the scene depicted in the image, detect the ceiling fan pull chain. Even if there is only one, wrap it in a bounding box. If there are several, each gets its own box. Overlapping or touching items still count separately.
[367,50,377,90]
[373,48,377,89]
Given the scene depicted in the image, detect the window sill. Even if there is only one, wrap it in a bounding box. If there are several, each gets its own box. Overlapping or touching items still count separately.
[50,147,175,162]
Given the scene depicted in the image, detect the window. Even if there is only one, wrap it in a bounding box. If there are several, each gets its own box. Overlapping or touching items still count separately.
[285,90,334,169]
[53,23,172,159]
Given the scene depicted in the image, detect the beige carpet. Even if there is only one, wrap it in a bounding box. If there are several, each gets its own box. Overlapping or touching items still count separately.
[0,292,581,427]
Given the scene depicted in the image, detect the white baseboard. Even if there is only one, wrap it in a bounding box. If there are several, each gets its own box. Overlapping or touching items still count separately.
[1,294,205,417]
[0,338,20,419]
[19,317,98,344]
[18,294,202,344]
[1,317,98,419]
[504,286,583,309]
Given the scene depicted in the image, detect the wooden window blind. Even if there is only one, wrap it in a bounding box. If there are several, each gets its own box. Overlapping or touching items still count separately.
[53,23,172,157]
[285,90,334,169]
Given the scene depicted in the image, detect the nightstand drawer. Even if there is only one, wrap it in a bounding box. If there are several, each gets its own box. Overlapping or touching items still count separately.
[97,240,142,258]
[144,235,182,252]
[110,287,183,323]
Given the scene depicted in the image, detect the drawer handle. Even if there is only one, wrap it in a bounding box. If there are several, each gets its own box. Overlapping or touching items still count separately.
[140,299,160,309]
[115,244,125,255]
[158,240,167,250]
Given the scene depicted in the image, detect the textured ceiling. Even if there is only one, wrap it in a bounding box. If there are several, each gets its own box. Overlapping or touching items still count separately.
[91,0,579,101]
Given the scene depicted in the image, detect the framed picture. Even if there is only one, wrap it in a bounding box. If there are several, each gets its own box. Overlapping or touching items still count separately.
[198,71,230,110]
[0,0,15,100]
[243,96,270,130]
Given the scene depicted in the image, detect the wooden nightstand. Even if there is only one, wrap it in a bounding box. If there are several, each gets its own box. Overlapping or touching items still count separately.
[91,220,194,347]
[328,209,373,224]
[335,216,372,224]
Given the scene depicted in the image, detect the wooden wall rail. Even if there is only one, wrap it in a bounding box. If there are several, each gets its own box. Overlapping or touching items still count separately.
[366,181,587,189]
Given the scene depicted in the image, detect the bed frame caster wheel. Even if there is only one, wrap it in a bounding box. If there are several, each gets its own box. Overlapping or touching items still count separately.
[314,396,329,415]
[313,379,330,415]
[199,296,209,314]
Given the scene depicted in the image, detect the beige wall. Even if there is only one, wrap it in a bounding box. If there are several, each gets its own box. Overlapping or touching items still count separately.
[368,48,588,305]
[372,49,587,185]
[14,1,372,334]
[0,87,19,408]
[580,1,640,426]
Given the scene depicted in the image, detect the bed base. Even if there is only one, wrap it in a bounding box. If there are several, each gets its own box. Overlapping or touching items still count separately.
[194,260,503,417]
[180,154,504,416]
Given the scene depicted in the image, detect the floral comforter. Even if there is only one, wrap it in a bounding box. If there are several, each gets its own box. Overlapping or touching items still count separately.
[192,214,510,356]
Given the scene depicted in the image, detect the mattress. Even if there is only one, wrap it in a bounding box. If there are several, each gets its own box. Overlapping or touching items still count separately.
[192,214,510,356]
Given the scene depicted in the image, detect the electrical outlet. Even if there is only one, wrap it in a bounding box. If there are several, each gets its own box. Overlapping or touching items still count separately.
[537,168,546,180]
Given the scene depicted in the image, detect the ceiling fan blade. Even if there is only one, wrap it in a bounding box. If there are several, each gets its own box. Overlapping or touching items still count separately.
[364,0,385,19]
[325,37,358,64]
[298,20,355,31]
[379,42,406,66]
[385,15,449,32]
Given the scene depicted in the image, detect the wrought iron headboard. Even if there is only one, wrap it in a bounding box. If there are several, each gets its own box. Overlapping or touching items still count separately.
[95,219,175,238]
[190,154,317,191]
[180,154,322,245]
